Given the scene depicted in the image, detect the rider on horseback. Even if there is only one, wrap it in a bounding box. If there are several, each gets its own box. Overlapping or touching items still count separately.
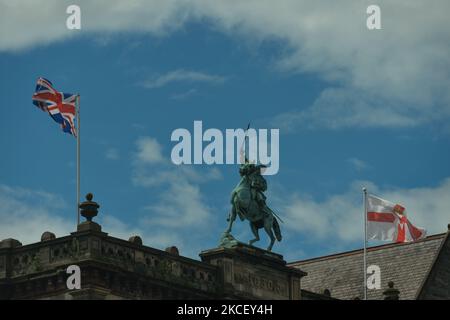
[245,163,271,218]
[224,158,282,251]
[238,162,278,223]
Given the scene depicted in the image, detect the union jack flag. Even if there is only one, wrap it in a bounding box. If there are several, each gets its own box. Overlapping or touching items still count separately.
[32,77,77,137]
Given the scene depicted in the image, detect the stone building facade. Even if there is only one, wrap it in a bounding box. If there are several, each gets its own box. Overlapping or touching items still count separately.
[0,194,448,300]
[0,194,307,300]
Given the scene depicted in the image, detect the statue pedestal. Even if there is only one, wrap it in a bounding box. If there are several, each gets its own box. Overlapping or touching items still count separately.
[200,243,307,300]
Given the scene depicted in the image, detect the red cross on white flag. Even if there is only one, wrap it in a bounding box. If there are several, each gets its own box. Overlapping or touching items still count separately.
[366,195,426,243]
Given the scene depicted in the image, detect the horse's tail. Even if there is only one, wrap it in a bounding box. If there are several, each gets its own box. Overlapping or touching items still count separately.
[272,217,282,242]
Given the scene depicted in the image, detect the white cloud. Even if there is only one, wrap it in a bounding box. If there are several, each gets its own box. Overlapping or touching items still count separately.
[141,70,226,89]
[142,181,211,228]
[271,88,421,130]
[98,215,181,249]
[175,1,449,129]
[277,178,450,244]
[2,1,449,129]
[131,136,221,229]
[347,157,369,172]
[105,147,120,160]
[2,176,448,258]
[0,184,73,244]
[0,0,188,52]
[134,136,164,164]
[0,183,181,250]
[133,164,222,187]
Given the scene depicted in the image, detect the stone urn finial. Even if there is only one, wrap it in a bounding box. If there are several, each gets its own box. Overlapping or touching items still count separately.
[79,193,100,222]
[383,281,400,300]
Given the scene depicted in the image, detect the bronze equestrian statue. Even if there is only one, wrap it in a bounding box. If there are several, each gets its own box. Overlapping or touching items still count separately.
[224,162,282,251]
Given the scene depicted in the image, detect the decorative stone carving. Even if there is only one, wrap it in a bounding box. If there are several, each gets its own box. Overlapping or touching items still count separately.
[41,232,56,242]
[200,242,306,300]
[0,238,22,248]
[383,281,400,300]
[165,246,179,255]
[77,193,102,232]
[129,236,143,245]
[79,193,99,221]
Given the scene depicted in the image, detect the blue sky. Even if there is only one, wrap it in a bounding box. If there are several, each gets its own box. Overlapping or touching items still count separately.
[1,1,449,261]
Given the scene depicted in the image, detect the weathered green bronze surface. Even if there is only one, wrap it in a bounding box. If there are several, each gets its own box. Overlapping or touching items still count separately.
[223,162,282,251]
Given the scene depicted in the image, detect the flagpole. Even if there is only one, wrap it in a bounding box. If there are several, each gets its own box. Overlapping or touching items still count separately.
[363,187,368,300]
[76,94,80,226]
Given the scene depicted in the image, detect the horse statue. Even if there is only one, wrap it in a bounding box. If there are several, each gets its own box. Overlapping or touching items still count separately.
[223,162,282,251]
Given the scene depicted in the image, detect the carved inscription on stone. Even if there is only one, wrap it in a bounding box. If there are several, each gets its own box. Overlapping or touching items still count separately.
[234,271,288,297]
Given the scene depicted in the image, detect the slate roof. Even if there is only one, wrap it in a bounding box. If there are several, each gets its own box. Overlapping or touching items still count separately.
[288,232,448,300]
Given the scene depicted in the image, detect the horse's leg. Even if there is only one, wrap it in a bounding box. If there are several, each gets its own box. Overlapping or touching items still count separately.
[225,204,236,233]
[248,222,260,246]
[264,215,275,251]
[225,206,236,234]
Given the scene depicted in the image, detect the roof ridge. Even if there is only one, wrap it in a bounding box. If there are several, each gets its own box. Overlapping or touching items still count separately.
[415,230,450,299]
[288,232,446,266]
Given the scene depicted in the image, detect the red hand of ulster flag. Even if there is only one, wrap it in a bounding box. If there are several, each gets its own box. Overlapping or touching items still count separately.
[367,195,426,243]
[394,204,408,242]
